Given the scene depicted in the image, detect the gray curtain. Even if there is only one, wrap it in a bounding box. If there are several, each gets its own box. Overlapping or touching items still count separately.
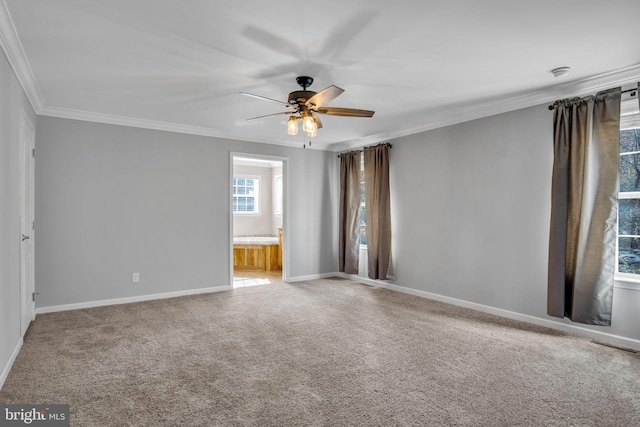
[364,143,391,280]
[339,150,361,274]
[548,87,621,326]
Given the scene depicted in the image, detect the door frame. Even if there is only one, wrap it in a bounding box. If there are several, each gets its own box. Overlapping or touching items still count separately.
[19,110,35,335]
[229,152,289,287]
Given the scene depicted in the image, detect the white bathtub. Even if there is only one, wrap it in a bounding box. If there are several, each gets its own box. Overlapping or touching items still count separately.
[233,236,279,245]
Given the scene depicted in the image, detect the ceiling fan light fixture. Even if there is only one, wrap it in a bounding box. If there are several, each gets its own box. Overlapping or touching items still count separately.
[287,116,298,135]
[243,76,375,141]
[307,121,318,137]
[302,115,315,133]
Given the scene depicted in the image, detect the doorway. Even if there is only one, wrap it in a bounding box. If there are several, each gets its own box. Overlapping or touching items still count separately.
[20,111,35,335]
[230,153,287,288]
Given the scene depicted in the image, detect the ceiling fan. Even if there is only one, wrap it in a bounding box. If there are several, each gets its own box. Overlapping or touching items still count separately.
[240,76,375,138]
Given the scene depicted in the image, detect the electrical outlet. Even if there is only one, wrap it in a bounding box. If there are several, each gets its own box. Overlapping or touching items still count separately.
[132,272,140,283]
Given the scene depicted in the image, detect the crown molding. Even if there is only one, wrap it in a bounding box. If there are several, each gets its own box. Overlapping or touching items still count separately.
[330,63,640,152]
[0,1,45,112]
[0,1,328,151]
[40,105,332,150]
[2,0,638,153]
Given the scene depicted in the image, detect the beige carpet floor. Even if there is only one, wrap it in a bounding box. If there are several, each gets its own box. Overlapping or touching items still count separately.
[1,278,639,426]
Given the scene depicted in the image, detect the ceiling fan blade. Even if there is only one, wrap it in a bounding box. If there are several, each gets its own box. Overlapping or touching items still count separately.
[311,112,323,129]
[245,111,292,121]
[240,92,292,108]
[315,107,375,117]
[306,85,344,108]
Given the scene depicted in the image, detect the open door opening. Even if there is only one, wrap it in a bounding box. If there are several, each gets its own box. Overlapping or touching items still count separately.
[230,154,287,288]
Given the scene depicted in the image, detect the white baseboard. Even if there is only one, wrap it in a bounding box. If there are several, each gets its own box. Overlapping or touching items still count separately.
[36,285,231,314]
[286,272,337,283]
[34,273,339,314]
[0,337,23,391]
[338,273,640,352]
[31,273,640,351]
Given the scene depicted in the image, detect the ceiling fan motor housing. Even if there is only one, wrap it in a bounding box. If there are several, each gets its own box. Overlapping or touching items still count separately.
[288,90,317,106]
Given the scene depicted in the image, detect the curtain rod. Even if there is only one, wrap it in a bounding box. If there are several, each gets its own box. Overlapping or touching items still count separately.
[548,87,638,110]
[337,143,392,157]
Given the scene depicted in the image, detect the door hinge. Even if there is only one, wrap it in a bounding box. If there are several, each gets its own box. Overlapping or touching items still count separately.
[32,292,39,302]
[32,148,35,157]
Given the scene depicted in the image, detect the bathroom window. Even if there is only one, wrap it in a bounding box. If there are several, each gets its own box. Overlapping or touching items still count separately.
[233,176,260,214]
[274,175,283,215]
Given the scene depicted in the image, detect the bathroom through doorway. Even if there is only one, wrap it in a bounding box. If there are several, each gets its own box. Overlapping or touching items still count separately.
[230,154,287,288]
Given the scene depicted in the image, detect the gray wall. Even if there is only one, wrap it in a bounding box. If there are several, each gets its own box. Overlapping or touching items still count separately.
[35,117,337,307]
[0,49,36,382]
[388,104,640,342]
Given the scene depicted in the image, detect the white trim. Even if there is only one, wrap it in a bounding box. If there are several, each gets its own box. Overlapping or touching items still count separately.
[331,64,640,152]
[1,0,638,151]
[234,157,282,168]
[0,337,23,391]
[0,1,44,112]
[614,275,640,291]
[37,66,640,152]
[286,273,337,283]
[35,286,230,314]
[41,105,334,150]
[618,193,640,200]
[337,273,640,351]
[337,272,390,288]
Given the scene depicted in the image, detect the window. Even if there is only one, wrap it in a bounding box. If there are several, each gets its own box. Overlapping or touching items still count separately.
[358,152,366,245]
[274,175,283,215]
[233,176,259,214]
[617,96,640,276]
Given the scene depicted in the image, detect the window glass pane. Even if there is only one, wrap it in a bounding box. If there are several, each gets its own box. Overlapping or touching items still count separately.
[620,153,640,192]
[620,129,640,154]
[359,203,367,245]
[618,117,640,274]
[619,199,640,235]
[274,175,283,214]
[619,237,640,274]
[233,176,259,214]
[358,152,366,245]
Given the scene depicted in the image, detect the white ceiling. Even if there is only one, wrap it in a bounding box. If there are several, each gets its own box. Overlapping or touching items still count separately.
[2,0,640,151]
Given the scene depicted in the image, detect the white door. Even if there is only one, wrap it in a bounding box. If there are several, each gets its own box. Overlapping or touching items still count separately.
[20,112,35,336]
